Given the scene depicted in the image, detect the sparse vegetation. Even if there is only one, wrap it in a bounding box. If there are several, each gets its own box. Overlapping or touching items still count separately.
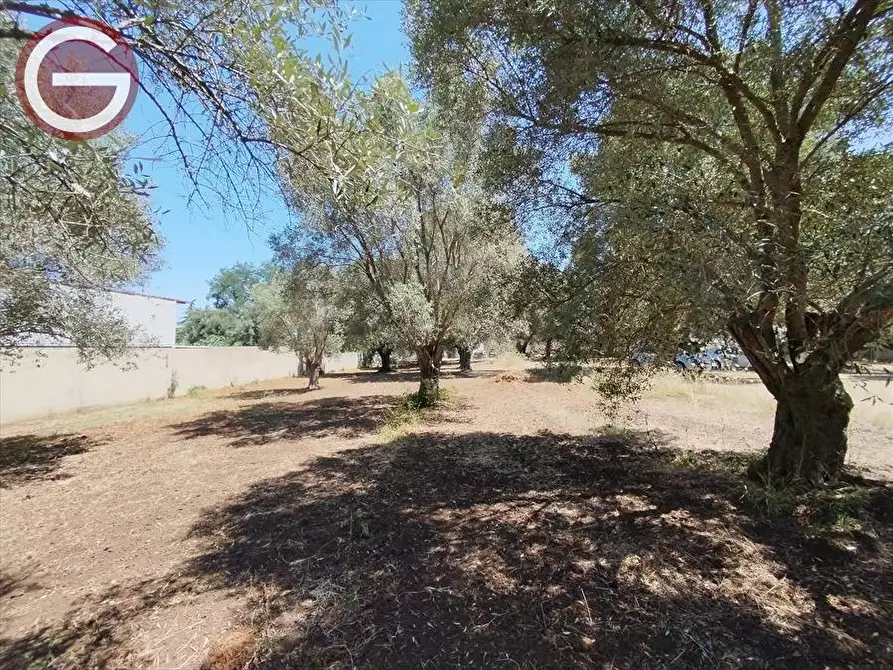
[383,387,454,433]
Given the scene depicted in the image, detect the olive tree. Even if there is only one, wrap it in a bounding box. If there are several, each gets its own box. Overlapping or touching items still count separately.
[338,266,399,372]
[269,74,523,405]
[409,0,893,483]
[1,3,352,364]
[0,29,159,364]
[253,264,344,390]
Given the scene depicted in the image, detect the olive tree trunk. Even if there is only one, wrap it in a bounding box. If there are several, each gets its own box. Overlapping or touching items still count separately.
[458,345,472,372]
[761,375,852,484]
[730,318,853,484]
[417,343,442,406]
[377,345,394,373]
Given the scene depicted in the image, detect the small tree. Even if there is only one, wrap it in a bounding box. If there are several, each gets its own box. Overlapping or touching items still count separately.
[253,264,344,390]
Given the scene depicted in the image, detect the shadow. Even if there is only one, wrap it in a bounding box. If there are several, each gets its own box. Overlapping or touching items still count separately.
[0,433,99,487]
[4,431,889,667]
[168,395,396,447]
[178,430,892,668]
[524,363,587,383]
[0,575,201,670]
[228,387,316,401]
[327,362,501,385]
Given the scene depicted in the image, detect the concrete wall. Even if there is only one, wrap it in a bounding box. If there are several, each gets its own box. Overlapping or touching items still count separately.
[0,347,360,424]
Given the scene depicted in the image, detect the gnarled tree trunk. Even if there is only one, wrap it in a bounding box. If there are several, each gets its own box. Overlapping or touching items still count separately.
[762,374,852,484]
[458,345,472,372]
[730,317,853,484]
[417,342,442,406]
[377,345,394,373]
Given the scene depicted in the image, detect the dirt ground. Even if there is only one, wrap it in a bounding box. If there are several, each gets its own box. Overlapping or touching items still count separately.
[1,357,891,668]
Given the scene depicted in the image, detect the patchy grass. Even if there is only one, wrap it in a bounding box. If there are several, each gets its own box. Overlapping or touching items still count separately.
[186,385,208,397]
[660,447,757,475]
[655,447,887,538]
[382,387,455,434]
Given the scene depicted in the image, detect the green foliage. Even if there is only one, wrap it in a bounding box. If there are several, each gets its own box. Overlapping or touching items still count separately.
[176,263,271,346]
[208,262,272,310]
[252,262,345,368]
[409,0,893,373]
[384,387,454,431]
[176,306,257,346]
[0,24,159,365]
[2,1,360,365]
[1,0,356,365]
[267,71,524,365]
[409,0,893,481]
[4,1,358,210]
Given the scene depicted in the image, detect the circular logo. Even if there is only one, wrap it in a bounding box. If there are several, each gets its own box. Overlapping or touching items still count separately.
[15,17,138,140]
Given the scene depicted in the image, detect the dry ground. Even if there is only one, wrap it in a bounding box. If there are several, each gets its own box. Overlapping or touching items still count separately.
[1,357,891,668]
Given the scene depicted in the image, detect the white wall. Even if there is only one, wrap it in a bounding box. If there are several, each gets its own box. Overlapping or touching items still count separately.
[0,347,360,424]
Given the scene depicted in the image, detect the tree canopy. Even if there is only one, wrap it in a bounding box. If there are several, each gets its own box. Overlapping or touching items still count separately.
[0,27,159,364]
[176,263,272,346]
[408,0,893,482]
[267,73,524,404]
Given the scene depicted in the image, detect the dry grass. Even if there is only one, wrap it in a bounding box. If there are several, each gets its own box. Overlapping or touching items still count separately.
[642,371,891,432]
[201,628,258,670]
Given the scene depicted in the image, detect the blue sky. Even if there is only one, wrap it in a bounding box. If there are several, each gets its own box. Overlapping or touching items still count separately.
[131,1,410,309]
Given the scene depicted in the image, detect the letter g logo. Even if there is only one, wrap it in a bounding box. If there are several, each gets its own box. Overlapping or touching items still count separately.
[15,17,139,140]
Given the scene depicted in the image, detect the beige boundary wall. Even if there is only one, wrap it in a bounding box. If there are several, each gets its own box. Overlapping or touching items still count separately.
[0,347,360,424]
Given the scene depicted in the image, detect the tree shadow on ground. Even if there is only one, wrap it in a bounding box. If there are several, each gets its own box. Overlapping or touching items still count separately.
[3,431,890,668]
[182,430,893,668]
[524,363,588,384]
[0,575,200,670]
[326,363,500,385]
[0,433,100,487]
[168,395,396,447]
[228,387,316,401]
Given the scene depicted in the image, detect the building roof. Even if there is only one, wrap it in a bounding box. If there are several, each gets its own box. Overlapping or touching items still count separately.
[112,288,189,304]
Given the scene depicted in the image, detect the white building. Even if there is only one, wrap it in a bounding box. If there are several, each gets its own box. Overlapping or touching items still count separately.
[24,287,187,348]
[103,289,187,346]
